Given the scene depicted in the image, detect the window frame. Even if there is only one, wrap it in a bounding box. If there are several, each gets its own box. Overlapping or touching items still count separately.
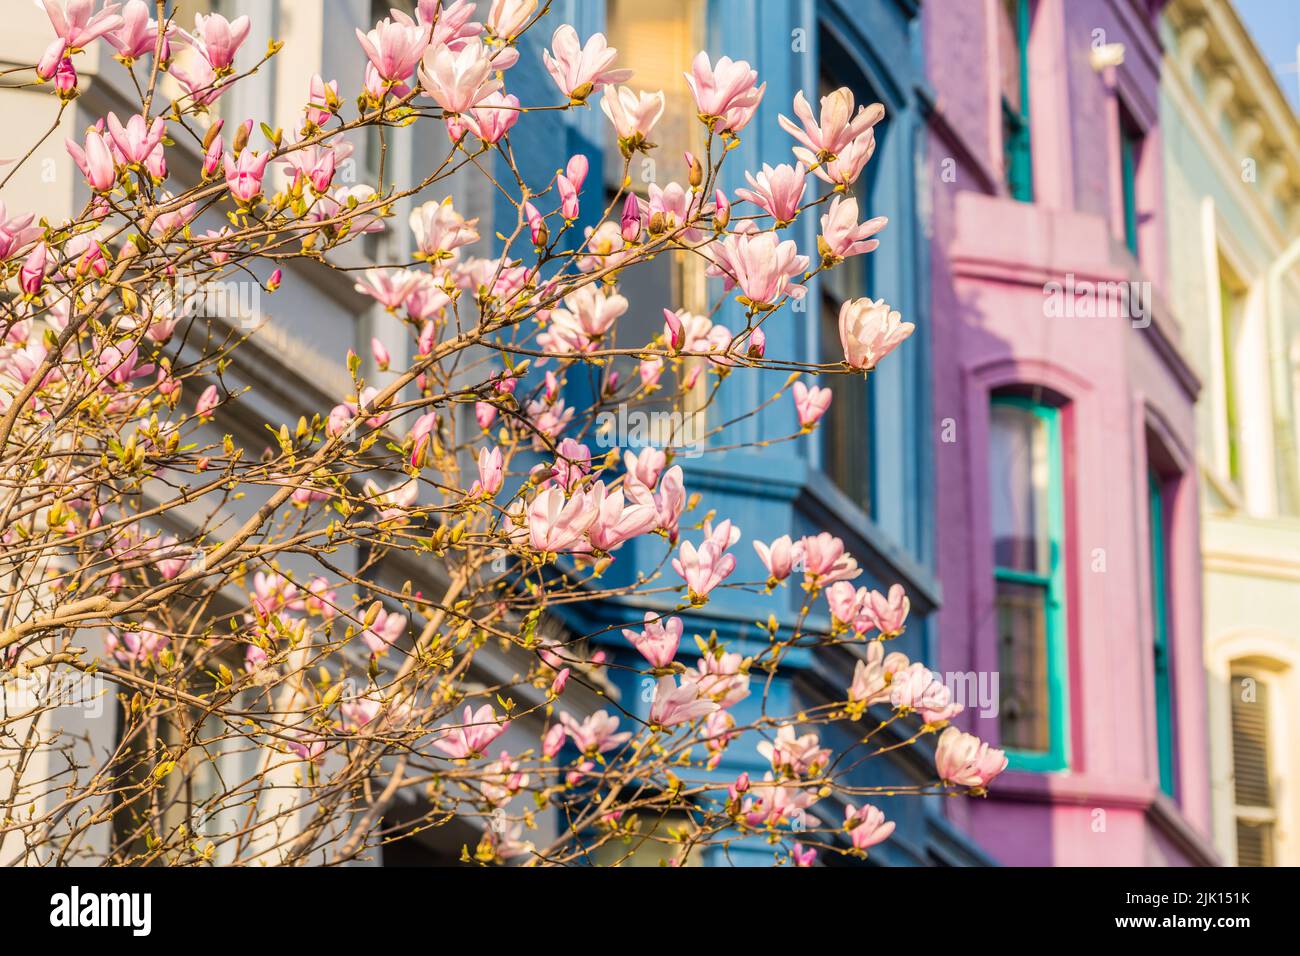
[1120,117,1143,258]
[1147,469,1176,797]
[1000,0,1034,203]
[990,393,1068,772]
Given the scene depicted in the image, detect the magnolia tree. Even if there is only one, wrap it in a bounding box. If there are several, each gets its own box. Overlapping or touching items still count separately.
[0,0,1006,867]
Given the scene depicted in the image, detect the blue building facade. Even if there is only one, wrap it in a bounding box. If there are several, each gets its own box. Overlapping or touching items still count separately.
[502,0,989,866]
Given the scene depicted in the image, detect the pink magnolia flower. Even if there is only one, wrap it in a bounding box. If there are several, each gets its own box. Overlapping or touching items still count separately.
[624,447,666,490]
[935,726,1008,789]
[67,128,116,192]
[622,613,682,668]
[280,137,351,195]
[791,843,817,867]
[684,51,765,132]
[473,446,504,496]
[693,650,750,709]
[713,188,731,228]
[304,73,338,127]
[523,201,546,245]
[849,641,909,707]
[542,722,566,758]
[250,571,303,615]
[673,534,737,603]
[223,149,271,203]
[466,91,520,144]
[364,477,418,521]
[845,803,895,852]
[354,268,424,310]
[550,667,570,696]
[244,642,269,674]
[792,380,832,428]
[706,229,809,306]
[826,581,866,628]
[736,162,806,226]
[758,725,831,776]
[0,203,41,262]
[169,54,226,109]
[639,181,708,241]
[356,15,428,84]
[811,131,876,187]
[105,111,165,168]
[19,243,48,297]
[342,695,383,731]
[655,465,687,540]
[566,154,589,192]
[105,1,168,60]
[819,195,887,262]
[542,25,632,103]
[181,11,251,74]
[600,86,665,151]
[195,384,219,419]
[54,55,78,99]
[838,297,914,372]
[557,173,580,221]
[36,37,68,80]
[433,704,510,759]
[780,87,884,162]
[649,675,719,728]
[304,578,337,618]
[409,198,479,260]
[41,0,123,51]
[364,61,410,103]
[418,37,500,114]
[620,193,642,243]
[588,487,659,551]
[559,709,631,754]
[528,486,600,553]
[105,622,169,665]
[889,662,963,724]
[487,0,537,40]
[419,0,482,47]
[148,192,196,236]
[359,607,407,655]
[201,133,223,178]
[287,732,326,763]
[863,583,910,636]
[754,534,801,584]
[799,532,861,586]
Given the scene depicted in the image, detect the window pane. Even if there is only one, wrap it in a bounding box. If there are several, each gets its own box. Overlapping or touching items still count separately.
[820,293,871,511]
[604,0,701,188]
[996,578,1050,752]
[989,403,1051,575]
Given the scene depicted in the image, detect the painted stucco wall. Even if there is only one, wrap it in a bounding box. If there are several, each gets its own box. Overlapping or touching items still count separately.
[924,0,1215,865]
[1159,0,1300,867]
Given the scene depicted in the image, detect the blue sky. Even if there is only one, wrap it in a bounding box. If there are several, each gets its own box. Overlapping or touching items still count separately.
[1233,0,1300,111]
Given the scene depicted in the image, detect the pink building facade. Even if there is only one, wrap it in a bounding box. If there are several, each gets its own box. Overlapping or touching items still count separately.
[924,0,1217,865]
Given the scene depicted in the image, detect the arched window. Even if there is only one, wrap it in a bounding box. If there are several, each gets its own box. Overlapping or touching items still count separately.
[988,391,1068,770]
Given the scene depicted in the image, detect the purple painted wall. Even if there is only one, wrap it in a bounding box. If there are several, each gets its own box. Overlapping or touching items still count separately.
[924,0,1217,865]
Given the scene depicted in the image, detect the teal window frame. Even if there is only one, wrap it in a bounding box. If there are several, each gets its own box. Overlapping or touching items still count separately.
[1120,119,1142,257]
[1147,470,1176,797]
[991,395,1069,772]
[1002,0,1034,203]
